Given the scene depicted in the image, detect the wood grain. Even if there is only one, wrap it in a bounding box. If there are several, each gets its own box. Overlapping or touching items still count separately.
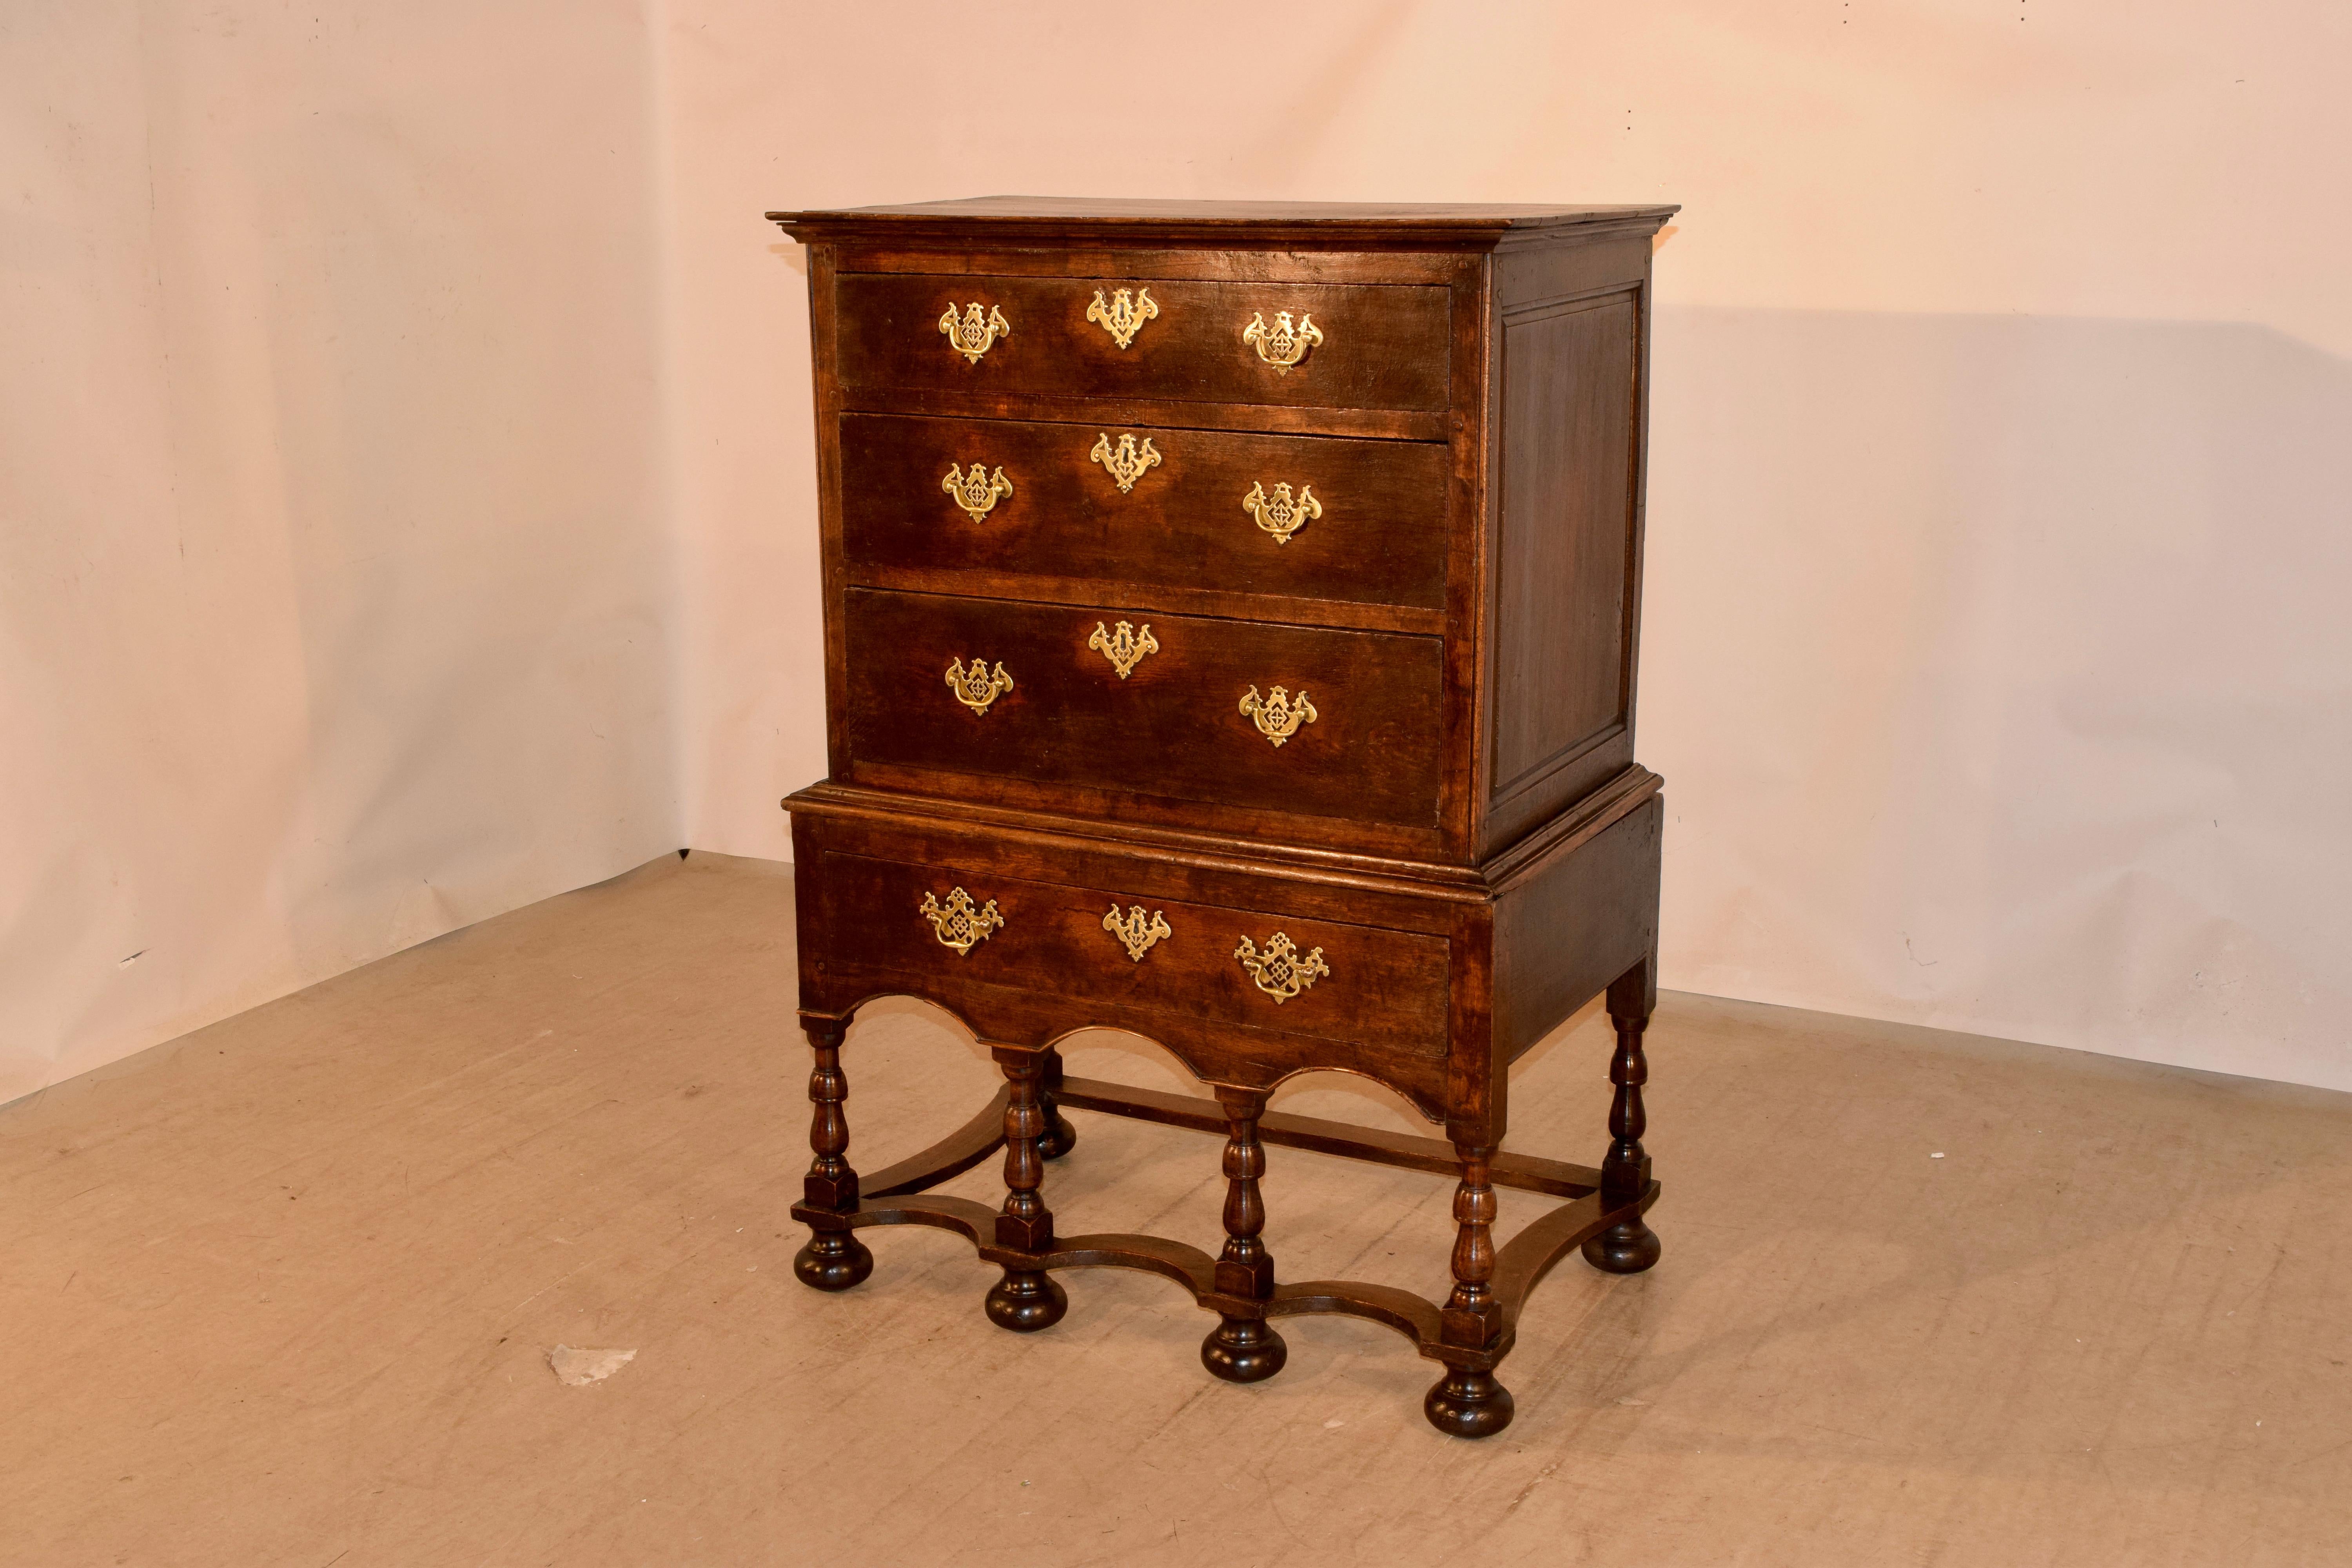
[839,587,1446,830]
[779,201,1676,1437]
[1490,293,1639,798]
[835,274,1453,414]
[804,848,1451,1063]
[841,412,1450,613]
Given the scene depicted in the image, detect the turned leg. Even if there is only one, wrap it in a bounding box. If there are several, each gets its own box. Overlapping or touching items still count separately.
[791,1019,873,1291]
[1424,1145,1514,1436]
[1036,1045,1078,1162]
[984,1047,1068,1332]
[1584,959,1663,1274]
[1201,1087,1286,1383]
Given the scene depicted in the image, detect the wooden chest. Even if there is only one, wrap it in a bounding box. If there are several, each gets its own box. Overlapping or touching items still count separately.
[770,198,1675,1437]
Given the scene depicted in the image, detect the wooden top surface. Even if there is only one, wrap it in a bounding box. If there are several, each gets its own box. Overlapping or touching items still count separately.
[769,196,1679,249]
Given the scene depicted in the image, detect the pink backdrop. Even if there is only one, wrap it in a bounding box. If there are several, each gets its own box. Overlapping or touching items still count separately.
[7,0,2347,1098]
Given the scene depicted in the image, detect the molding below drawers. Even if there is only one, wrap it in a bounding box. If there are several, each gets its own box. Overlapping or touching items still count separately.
[846,566,1447,638]
[836,387,1451,443]
[784,763,1662,899]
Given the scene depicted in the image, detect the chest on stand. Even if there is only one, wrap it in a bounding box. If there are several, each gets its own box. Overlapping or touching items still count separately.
[771,198,1675,1438]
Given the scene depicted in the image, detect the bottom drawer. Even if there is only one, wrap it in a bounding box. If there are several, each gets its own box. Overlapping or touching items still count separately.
[792,821,1461,1114]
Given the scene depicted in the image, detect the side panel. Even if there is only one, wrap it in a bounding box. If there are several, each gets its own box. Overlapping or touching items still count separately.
[1491,296,1637,792]
[1491,795,1663,1064]
[1478,236,1654,854]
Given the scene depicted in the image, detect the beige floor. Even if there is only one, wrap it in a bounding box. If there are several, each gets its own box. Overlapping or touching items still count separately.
[5,853,2350,1567]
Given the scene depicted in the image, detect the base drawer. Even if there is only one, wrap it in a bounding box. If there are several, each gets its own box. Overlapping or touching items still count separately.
[808,850,1447,1058]
[791,816,1463,1114]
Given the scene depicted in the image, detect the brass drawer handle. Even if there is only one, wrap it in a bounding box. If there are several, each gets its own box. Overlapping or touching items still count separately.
[1089,432,1161,493]
[1087,620,1158,679]
[1234,932,1328,1003]
[1241,481,1320,544]
[942,462,1013,523]
[1085,287,1158,349]
[920,887,1003,955]
[1103,903,1172,961]
[945,657,1013,715]
[1238,684,1317,746]
[938,301,1010,363]
[1242,310,1321,372]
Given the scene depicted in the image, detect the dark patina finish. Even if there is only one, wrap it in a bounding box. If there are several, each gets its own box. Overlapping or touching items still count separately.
[771,197,1675,1437]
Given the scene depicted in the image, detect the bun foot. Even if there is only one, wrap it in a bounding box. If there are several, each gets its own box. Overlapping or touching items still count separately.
[792,1228,873,1292]
[1200,1316,1288,1383]
[1423,1367,1515,1439]
[1038,1108,1078,1161]
[984,1268,1068,1332]
[1581,1216,1662,1274]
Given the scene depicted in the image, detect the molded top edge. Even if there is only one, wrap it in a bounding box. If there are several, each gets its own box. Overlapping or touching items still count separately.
[768,196,1679,248]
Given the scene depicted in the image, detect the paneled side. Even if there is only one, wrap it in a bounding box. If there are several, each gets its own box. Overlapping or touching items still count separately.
[1486,289,1641,837]
[1491,795,1662,1063]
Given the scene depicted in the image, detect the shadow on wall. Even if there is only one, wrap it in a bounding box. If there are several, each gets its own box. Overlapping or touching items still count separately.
[1641,307,2352,1090]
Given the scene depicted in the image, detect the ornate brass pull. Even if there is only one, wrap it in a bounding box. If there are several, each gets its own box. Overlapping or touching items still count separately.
[1102,904,1172,962]
[1241,481,1321,545]
[1242,310,1321,372]
[1086,620,1158,679]
[1089,432,1161,493]
[920,887,1004,955]
[938,301,1010,363]
[1085,287,1158,349]
[1234,932,1328,1003]
[1238,684,1317,747]
[944,657,1013,715]
[942,463,1013,523]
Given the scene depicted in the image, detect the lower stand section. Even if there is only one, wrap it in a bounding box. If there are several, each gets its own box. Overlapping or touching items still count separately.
[788,1071,1661,1439]
[787,953,1663,1440]
[781,753,1670,1439]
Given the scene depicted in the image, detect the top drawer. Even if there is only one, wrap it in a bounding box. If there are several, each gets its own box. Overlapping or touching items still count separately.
[835,274,1454,414]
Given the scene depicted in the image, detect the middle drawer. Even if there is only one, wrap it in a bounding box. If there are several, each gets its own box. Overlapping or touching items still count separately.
[841,588,1446,829]
[840,413,1450,614]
